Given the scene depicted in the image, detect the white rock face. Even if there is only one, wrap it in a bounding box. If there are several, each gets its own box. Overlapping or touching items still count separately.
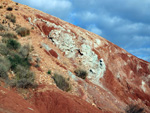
[41,19,65,31]
[68,71,78,81]
[28,17,33,25]
[141,80,146,92]
[49,29,77,58]
[27,17,37,26]
[80,44,106,85]
[41,43,51,51]
[49,28,106,85]
[94,39,101,48]
[29,15,107,85]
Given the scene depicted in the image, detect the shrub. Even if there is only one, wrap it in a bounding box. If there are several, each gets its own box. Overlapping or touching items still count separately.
[16,27,30,37]
[6,13,16,23]
[0,57,11,70]
[19,44,31,58]
[14,65,36,89]
[15,65,34,80]
[0,43,9,55]
[6,39,20,50]
[47,70,51,75]
[1,38,9,43]
[8,52,30,70]
[0,64,8,79]
[0,24,5,31]
[16,78,36,89]
[125,104,144,113]
[74,69,87,79]
[52,73,70,92]
[0,32,17,39]
[0,57,11,79]
[6,7,13,11]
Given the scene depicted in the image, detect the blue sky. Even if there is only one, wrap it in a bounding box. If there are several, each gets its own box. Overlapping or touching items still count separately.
[12,0,150,62]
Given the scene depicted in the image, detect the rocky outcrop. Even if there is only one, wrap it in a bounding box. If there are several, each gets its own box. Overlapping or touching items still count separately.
[0,0,150,112]
[31,13,150,112]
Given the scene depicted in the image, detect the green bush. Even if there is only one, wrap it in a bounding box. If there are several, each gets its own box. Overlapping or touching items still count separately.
[0,32,17,39]
[15,65,34,80]
[47,70,51,75]
[0,43,9,55]
[6,13,16,23]
[16,27,30,37]
[0,34,35,89]
[0,57,11,70]
[10,75,36,89]
[0,57,11,79]
[52,73,70,92]
[74,69,87,79]
[0,64,8,79]
[125,105,144,113]
[8,52,30,70]
[13,65,36,89]
[0,24,5,31]
[16,78,36,89]
[6,39,20,50]
[19,44,31,58]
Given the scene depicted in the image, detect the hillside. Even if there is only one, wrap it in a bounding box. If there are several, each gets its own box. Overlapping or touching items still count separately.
[0,0,150,113]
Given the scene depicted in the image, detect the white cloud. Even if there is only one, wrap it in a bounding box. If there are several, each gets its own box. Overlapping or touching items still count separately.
[13,0,72,19]
[128,48,150,61]
[129,48,150,54]
[87,25,102,36]
[81,12,98,22]
[124,36,150,49]
[12,0,150,61]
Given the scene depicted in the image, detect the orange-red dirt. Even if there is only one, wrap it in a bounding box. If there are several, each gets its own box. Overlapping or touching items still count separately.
[0,0,150,113]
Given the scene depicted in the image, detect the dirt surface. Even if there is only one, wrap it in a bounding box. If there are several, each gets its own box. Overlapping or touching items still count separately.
[0,0,150,113]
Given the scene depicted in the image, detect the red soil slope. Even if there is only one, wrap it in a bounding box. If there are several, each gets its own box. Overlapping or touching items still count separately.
[0,0,150,112]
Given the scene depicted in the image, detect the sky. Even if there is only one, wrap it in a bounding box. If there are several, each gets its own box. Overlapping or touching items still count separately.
[12,0,150,62]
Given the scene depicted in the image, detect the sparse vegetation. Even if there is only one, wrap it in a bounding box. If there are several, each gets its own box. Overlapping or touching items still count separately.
[0,30,35,89]
[6,13,16,23]
[12,65,36,89]
[74,69,87,79]
[8,52,31,70]
[125,104,144,113]
[0,32,17,39]
[19,44,31,58]
[0,43,9,55]
[0,64,8,79]
[0,24,5,31]
[6,39,20,50]
[52,73,70,92]
[47,70,51,75]
[0,57,11,79]
[16,27,30,37]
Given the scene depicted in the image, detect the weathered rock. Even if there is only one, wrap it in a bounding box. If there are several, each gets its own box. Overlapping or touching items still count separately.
[0,0,150,113]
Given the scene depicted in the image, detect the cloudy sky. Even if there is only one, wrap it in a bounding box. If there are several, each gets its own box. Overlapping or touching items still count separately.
[13,0,150,62]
